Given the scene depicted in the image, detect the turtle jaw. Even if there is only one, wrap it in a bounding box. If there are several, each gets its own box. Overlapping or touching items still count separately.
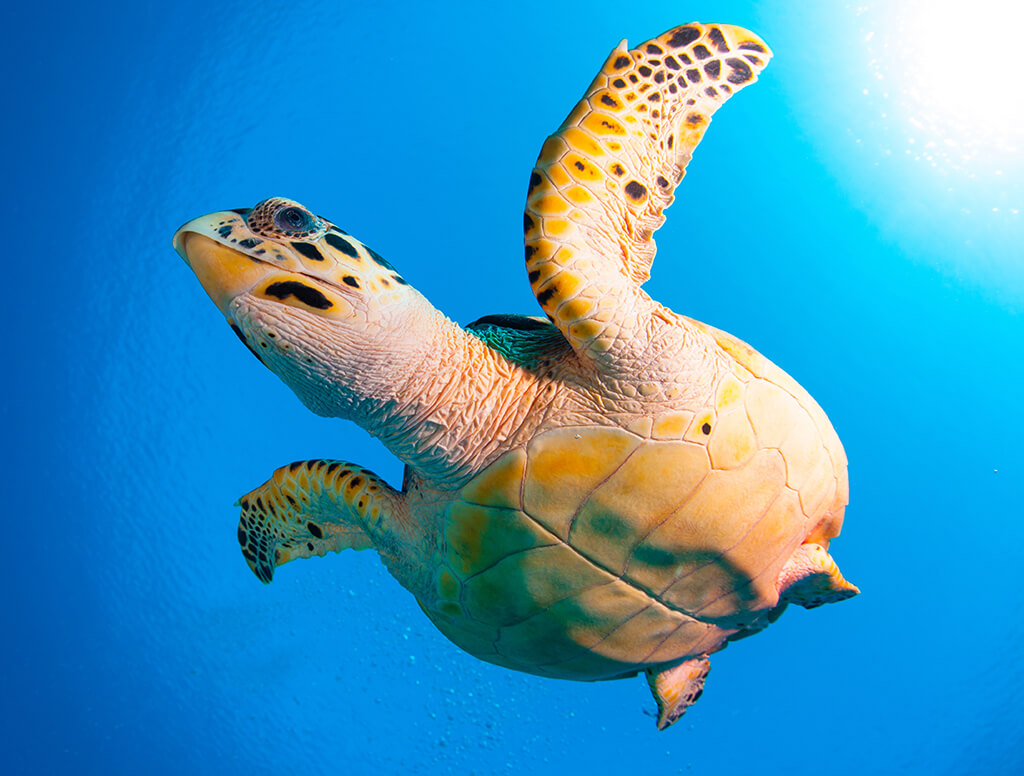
[174,217,276,316]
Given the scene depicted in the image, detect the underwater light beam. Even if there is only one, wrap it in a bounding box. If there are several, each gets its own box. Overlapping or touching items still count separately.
[863,0,1024,178]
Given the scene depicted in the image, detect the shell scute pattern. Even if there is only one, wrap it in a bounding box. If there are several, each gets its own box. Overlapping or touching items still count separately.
[433,391,834,673]
[175,19,856,723]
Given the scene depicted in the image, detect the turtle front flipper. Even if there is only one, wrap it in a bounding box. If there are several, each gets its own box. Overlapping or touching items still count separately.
[524,23,771,373]
[236,460,404,583]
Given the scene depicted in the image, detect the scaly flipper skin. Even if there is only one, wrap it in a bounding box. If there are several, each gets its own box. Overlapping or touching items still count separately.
[174,20,857,732]
[525,23,771,376]
[647,655,712,730]
[778,543,860,609]
[237,460,405,583]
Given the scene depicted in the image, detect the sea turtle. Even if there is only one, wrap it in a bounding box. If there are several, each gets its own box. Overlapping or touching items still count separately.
[173,21,858,729]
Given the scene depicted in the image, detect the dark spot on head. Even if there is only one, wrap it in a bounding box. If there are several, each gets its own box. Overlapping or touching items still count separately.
[350,476,363,488]
[611,163,626,176]
[528,269,540,283]
[705,86,718,97]
[528,171,542,194]
[599,93,619,107]
[291,241,325,261]
[638,65,653,77]
[656,175,669,188]
[307,542,315,551]
[307,522,323,539]
[392,274,408,285]
[739,41,766,53]
[647,91,661,102]
[341,275,360,288]
[701,422,711,434]
[704,60,721,78]
[706,27,729,53]
[667,134,674,149]
[574,160,586,171]
[324,232,360,258]
[326,462,340,475]
[628,73,639,83]
[524,213,535,233]
[645,43,663,55]
[686,113,705,126]
[229,208,251,216]
[744,54,763,66]
[654,70,665,84]
[264,281,333,310]
[725,57,754,84]
[667,26,701,48]
[693,44,712,60]
[664,55,680,71]
[624,180,647,201]
[238,237,261,249]
[237,527,247,545]
[686,68,701,83]
[365,246,396,270]
[612,77,627,88]
[289,462,303,472]
[218,225,233,238]
[328,223,349,235]
[613,55,631,69]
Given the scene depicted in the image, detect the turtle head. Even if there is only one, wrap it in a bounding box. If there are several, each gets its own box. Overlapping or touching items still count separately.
[173,197,431,417]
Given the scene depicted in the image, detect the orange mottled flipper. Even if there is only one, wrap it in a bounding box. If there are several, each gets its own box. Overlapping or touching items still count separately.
[236,460,402,583]
[778,543,860,609]
[646,655,712,730]
[524,23,771,366]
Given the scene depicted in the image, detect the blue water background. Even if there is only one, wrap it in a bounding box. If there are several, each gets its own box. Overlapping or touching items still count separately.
[4,1,1022,773]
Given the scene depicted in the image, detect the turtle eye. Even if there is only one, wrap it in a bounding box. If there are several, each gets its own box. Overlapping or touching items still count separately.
[274,206,315,233]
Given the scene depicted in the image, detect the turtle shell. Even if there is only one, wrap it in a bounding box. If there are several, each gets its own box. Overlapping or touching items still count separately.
[424,368,846,681]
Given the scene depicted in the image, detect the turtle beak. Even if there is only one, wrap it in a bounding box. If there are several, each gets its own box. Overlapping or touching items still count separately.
[172,210,247,265]
[173,212,275,315]
[171,223,191,265]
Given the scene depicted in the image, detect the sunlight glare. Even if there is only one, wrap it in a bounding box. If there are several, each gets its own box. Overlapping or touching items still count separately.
[862,0,1024,175]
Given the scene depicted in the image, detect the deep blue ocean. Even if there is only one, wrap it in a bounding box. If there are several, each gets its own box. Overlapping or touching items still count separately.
[5,1,1022,773]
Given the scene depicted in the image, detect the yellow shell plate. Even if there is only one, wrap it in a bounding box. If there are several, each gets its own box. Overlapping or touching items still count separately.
[431,372,846,678]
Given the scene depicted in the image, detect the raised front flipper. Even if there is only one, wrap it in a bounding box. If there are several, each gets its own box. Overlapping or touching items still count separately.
[524,23,771,375]
[646,655,712,730]
[236,459,403,583]
[778,543,860,609]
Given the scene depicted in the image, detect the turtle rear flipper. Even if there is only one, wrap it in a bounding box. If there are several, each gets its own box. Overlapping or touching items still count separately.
[646,655,712,730]
[778,543,859,609]
[236,459,403,583]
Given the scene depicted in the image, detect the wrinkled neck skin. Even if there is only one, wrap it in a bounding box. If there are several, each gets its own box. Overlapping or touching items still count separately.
[230,289,540,486]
